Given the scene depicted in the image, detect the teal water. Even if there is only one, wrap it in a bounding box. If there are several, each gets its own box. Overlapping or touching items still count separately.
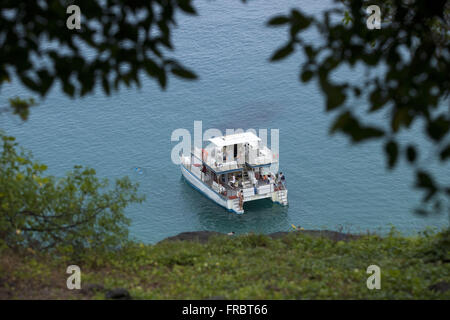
[1,0,448,243]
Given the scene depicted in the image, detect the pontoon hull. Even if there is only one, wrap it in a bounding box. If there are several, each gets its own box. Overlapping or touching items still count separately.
[181,165,287,214]
[181,165,244,214]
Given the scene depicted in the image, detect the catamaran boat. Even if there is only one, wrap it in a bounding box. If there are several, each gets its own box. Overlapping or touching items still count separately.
[180,131,288,214]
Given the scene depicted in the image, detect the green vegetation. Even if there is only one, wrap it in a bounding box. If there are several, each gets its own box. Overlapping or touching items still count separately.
[1,1,448,215]
[268,0,449,214]
[0,132,144,254]
[1,131,448,300]
[0,1,448,300]
[1,230,449,299]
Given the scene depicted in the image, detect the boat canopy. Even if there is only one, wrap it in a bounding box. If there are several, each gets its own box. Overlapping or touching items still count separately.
[208,132,261,147]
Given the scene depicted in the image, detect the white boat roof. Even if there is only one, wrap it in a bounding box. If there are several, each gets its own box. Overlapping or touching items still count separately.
[208,132,261,147]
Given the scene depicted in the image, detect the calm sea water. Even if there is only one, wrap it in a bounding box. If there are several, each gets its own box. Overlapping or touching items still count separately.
[1,0,448,243]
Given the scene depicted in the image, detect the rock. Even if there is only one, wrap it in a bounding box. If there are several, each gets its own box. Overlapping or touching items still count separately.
[267,232,289,239]
[80,283,104,295]
[160,231,224,244]
[105,288,131,300]
[428,281,450,293]
[299,230,361,241]
[268,230,361,242]
[161,230,362,244]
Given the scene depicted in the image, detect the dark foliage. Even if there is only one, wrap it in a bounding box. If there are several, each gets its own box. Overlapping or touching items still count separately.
[0,0,448,217]
[0,0,197,100]
[0,133,144,253]
[267,0,449,215]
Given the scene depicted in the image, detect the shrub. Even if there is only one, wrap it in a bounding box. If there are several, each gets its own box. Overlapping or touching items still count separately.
[0,132,144,256]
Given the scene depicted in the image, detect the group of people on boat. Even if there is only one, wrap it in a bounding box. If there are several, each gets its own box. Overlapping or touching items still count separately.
[200,162,286,205]
[226,171,286,190]
[254,171,286,189]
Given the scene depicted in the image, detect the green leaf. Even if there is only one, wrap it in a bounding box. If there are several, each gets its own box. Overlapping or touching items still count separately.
[144,59,159,78]
[177,0,197,15]
[369,90,388,113]
[171,66,198,80]
[304,46,315,59]
[356,127,384,142]
[289,16,311,38]
[102,77,110,95]
[325,85,346,110]
[406,145,417,163]
[300,70,314,82]
[342,11,352,25]
[290,9,311,36]
[415,170,437,202]
[384,140,398,169]
[8,97,36,121]
[426,115,449,142]
[440,144,450,161]
[270,43,294,62]
[158,71,167,89]
[391,108,411,132]
[330,111,352,134]
[267,15,290,26]
[63,81,75,97]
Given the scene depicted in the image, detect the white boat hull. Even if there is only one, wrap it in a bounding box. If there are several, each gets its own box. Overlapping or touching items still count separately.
[181,165,244,214]
[181,164,288,214]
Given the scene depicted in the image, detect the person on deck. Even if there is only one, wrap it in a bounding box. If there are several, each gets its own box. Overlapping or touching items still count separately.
[280,172,286,188]
[268,174,274,186]
[238,190,244,210]
[229,175,236,188]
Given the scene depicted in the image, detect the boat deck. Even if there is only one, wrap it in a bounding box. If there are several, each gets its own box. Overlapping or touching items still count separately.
[179,131,287,213]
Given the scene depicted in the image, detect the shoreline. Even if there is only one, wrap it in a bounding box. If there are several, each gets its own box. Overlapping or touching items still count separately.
[160,229,364,244]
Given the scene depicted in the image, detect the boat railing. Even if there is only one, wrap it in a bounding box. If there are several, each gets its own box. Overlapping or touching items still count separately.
[182,152,245,199]
[247,145,278,166]
[209,178,240,199]
[193,146,245,173]
[181,155,192,170]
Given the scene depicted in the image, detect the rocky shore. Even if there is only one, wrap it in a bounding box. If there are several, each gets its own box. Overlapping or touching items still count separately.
[160,229,362,244]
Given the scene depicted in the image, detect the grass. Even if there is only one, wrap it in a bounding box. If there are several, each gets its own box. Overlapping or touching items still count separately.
[0,229,449,299]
